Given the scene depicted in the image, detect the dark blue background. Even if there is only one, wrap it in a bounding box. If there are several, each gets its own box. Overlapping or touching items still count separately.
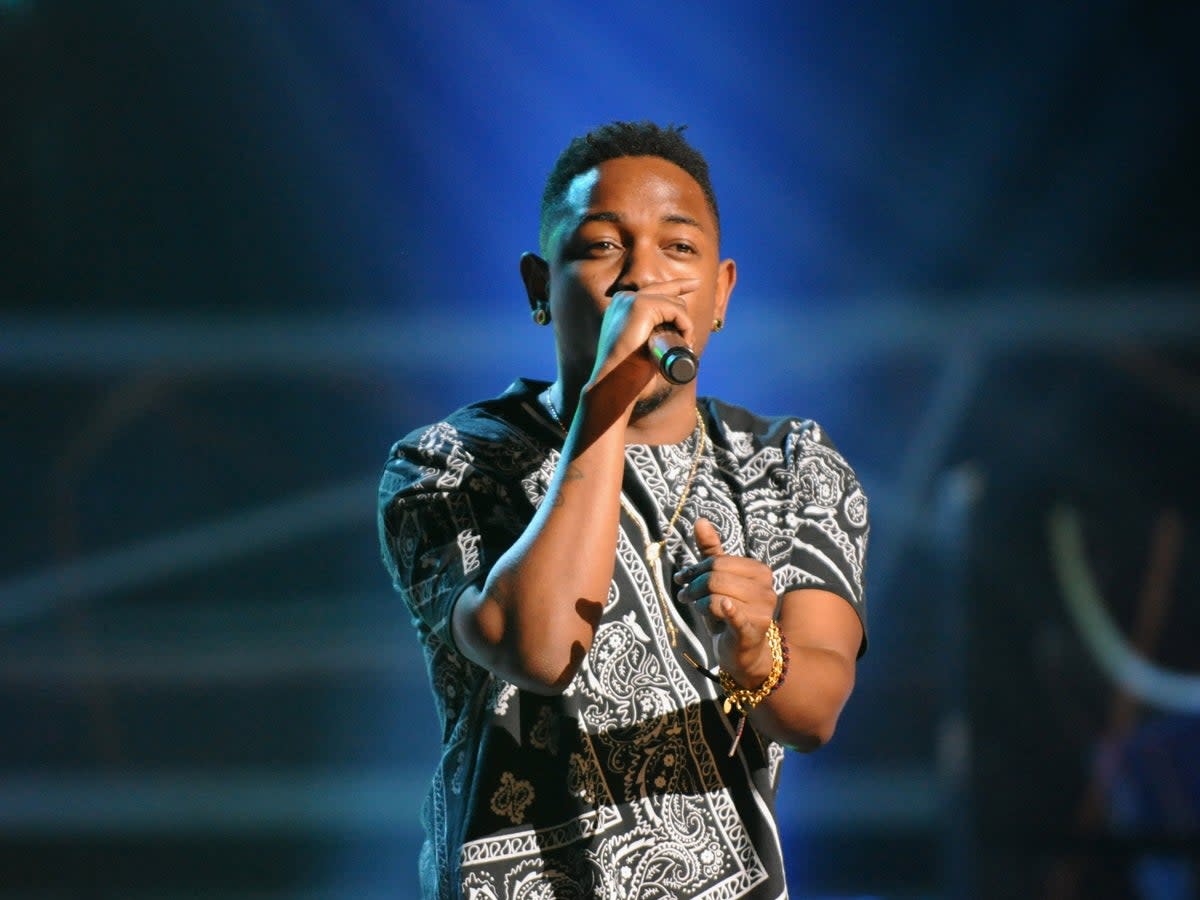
[3,2,1198,897]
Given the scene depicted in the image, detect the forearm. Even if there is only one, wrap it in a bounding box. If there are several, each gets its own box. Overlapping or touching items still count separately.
[457,389,633,692]
[743,641,856,751]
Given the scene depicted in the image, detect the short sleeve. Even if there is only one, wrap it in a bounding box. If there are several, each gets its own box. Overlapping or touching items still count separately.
[779,420,870,652]
[378,419,529,648]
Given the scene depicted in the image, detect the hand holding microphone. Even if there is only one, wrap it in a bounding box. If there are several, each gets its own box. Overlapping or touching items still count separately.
[589,280,702,394]
[637,281,699,384]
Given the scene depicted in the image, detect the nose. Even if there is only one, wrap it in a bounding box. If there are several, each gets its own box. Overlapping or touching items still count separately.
[610,238,666,295]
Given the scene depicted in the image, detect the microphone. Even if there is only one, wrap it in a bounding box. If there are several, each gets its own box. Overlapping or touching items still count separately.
[648,330,698,385]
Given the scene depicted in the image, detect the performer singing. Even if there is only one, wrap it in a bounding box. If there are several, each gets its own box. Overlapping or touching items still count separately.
[379,121,868,899]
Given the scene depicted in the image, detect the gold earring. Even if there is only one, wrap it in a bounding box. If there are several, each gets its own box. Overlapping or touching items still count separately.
[712,317,724,333]
[532,305,550,326]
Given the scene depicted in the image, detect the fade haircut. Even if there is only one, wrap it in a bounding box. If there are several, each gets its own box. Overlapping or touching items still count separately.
[538,121,721,256]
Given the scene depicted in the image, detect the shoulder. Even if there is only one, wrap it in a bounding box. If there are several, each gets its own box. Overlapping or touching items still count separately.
[387,380,553,469]
[700,396,833,458]
[376,381,559,528]
[701,396,865,508]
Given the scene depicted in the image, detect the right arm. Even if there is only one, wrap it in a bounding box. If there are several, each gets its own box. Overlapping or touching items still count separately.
[451,283,698,694]
[450,392,629,693]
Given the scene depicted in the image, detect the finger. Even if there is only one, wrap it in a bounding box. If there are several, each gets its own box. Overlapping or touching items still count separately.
[694,517,724,559]
[675,569,713,604]
[699,602,768,648]
[674,554,764,588]
[719,596,748,631]
[689,591,736,640]
[708,596,766,658]
[652,306,696,349]
[673,569,726,626]
[640,277,701,297]
[611,279,699,307]
[672,556,712,585]
[676,554,772,586]
[645,293,696,348]
[618,281,701,345]
[608,289,697,351]
[676,569,771,611]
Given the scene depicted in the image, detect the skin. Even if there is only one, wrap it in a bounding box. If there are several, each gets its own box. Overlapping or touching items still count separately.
[450,155,863,750]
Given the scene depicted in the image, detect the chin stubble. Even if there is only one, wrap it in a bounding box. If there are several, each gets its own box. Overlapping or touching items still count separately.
[631,384,674,420]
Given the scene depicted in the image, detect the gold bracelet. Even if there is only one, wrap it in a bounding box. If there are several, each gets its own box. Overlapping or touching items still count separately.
[719,620,788,716]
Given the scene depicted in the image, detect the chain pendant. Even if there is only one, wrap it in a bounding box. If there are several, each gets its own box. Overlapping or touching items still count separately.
[645,541,664,564]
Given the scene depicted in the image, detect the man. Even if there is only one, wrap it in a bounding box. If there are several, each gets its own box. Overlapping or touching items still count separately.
[379,121,867,899]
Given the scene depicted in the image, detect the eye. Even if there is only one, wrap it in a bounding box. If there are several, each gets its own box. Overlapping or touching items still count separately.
[667,241,697,255]
[586,239,622,256]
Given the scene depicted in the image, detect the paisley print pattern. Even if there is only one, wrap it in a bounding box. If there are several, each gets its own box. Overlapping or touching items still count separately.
[491,773,536,825]
[379,380,868,899]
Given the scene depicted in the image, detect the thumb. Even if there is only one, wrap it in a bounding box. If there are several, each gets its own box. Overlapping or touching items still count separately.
[694,517,725,559]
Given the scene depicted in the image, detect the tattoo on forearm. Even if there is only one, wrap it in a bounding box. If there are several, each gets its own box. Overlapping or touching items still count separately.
[550,465,585,508]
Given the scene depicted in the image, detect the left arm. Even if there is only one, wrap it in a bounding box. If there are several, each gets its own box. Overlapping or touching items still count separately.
[748,587,861,751]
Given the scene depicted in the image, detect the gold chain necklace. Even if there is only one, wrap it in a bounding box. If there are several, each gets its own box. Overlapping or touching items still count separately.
[542,388,706,646]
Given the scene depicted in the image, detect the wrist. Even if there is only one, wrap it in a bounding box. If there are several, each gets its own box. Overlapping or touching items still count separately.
[719,621,790,717]
[736,637,777,688]
[573,383,637,441]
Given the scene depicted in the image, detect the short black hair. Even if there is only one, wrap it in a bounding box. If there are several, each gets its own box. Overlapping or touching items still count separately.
[539,121,720,255]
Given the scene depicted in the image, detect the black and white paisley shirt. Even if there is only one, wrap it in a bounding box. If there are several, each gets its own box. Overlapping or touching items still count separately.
[378,379,868,900]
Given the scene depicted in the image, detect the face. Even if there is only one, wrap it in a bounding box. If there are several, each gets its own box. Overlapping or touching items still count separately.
[526,155,735,405]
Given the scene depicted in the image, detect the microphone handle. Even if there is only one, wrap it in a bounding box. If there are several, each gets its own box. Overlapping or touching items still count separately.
[647,332,698,385]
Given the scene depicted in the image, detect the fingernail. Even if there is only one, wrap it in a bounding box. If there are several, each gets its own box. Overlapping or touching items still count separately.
[673,568,689,584]
[675,587,688,603]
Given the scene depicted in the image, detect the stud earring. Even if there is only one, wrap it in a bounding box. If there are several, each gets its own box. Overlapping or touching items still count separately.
[532,304,550,326]
[712,317,724,333]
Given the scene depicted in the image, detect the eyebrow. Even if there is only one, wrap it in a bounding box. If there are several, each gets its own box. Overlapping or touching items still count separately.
[579,211,706,230]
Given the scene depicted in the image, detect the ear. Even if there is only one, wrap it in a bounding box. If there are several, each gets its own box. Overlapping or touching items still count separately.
[714,257,736,323]
[520,252,550,310]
